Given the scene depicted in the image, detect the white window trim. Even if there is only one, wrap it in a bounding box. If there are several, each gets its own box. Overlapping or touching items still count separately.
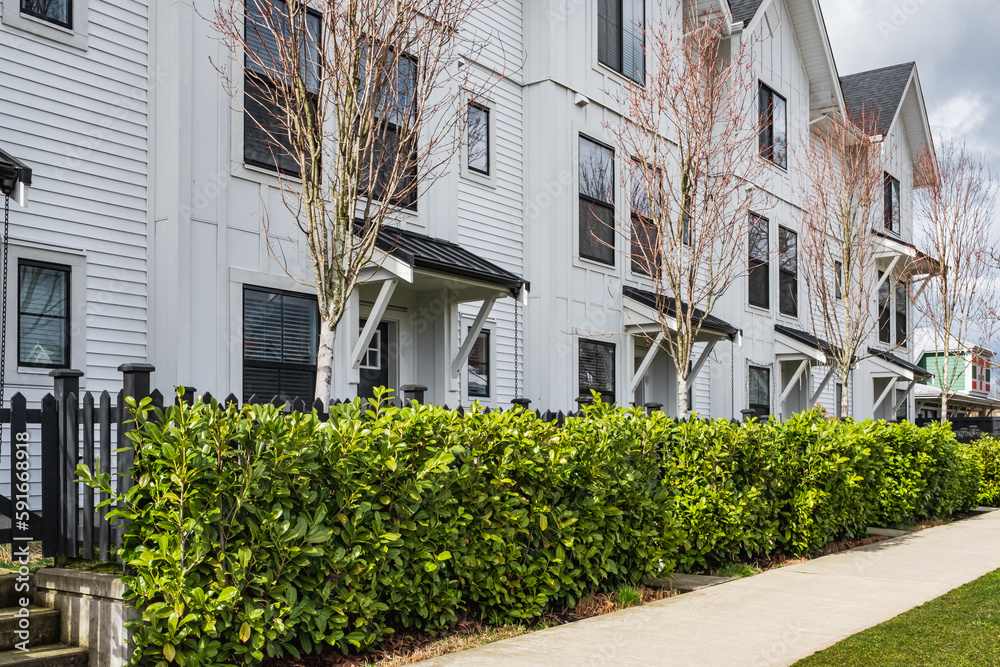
[2,0,88,50]
[757,76,790,174]
[460,92,498,189]
[591,0,648,89]
[461,317,497,405]
[4,240,87,388]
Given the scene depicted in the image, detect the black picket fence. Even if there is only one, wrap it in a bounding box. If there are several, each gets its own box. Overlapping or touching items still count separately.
[8,364,642,565]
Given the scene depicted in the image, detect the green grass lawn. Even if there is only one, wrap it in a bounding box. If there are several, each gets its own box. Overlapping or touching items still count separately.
[796,568,1000,666]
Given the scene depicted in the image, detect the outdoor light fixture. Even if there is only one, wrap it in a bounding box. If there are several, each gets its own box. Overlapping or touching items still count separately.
[0,147,32,207]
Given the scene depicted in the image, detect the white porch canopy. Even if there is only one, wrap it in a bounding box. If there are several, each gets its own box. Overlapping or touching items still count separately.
[773,325,838,413]
[868,348,932,415]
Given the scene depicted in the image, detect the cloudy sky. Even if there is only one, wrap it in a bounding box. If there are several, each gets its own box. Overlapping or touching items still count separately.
[822,0,1000,168]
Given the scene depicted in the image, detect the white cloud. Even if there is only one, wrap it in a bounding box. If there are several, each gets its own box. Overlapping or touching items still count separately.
[929,94,990,143]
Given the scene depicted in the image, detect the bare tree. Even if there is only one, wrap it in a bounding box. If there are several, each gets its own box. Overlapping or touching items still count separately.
[212,0,496,403]
[800,110,889,419]
[914,141,1000,423]
[608,5,765,418]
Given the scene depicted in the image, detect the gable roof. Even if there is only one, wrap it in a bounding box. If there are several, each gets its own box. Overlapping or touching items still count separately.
[839,62,937,186]
[840,62,914,136]
[729,0,766,24]
[623,285,739,339]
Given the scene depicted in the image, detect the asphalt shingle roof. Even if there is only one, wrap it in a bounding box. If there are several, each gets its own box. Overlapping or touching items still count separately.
[840,62,914,136]
[729,0,766,24]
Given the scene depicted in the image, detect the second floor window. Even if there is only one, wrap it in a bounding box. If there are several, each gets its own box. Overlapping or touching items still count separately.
[834,261,843,300]
[758,84,787,169]
[884,173,900,233]
[895,283,908,347]
[748,214,769,309]
[467,103,490,175]
[18,261,70,368]
[778,226,797,317]
[878,273,891,344]
[630,160,659,275]
[21,0,71,29]
[244,0,321,177]
[579,135,616,265]
[598,0,645,84]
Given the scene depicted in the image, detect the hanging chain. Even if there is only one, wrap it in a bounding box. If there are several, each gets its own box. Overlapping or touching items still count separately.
[514,301,521,398]
[1,195,9,438]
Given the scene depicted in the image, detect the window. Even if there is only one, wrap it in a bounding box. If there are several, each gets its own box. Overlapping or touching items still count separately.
[895,389,908,422]
[467,329,490,398]
[878,273,891,344]
[243,0,321,177]
[758,84,787,169]
[630,160,658,275]
[884,173,900,234]
[748,214,769,309]
[579,136,616,265]
[360,48,419,209]
[835,382,843,419]
[895,283,907,347]
[748,366,770,419]
[20,0,70,28]
[467,103,490,175]
[598,0,644,84]
[579,340,615,402]
[18,261,70,368]
[834,261,843,300]
[778,226,797,317]
[359,328,382,370]
[243,286,320,402]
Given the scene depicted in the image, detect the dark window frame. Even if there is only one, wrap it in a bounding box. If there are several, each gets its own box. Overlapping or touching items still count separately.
[597,0,645,84]
[877,272,891,344]
[778,226,798,317]
[629,159,660,275]
[834,261,843,300]
[748,213,770,309]
[579,134,617,266]
[17,259,71,369]
[20,0,72,29]
[758,83,788,169]
[895,282,908,348]
[884,172,901,234]
[579,339,616,403]
[467,328,491,398]
[242,285,320,402]
[748,366,770,419]
[467,102,490,175]
[243,1,322,178]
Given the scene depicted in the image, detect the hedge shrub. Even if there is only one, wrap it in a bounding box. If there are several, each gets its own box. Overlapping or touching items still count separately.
[79,396,981,666]
[967,436,1000,506]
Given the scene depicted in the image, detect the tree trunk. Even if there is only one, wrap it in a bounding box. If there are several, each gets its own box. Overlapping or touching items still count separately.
[940,391,949,425]
[677,375,689,420]
[315,323,336,407]
[840,370,850,419]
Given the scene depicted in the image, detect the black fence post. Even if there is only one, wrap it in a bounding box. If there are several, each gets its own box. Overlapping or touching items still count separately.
[50,369,84,565]
[401,384,427,404]
[39,394,58,559]
[118,364,154,499]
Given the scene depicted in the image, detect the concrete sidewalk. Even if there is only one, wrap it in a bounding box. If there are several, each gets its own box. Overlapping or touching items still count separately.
[423,509,1000,667]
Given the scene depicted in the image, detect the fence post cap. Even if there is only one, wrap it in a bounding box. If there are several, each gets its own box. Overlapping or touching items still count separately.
[48,369,84,378]
[118,363,156,373]
[400,384,428,391]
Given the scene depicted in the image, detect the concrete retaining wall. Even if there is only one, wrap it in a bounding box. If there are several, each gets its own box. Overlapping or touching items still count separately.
[34,569,135,667]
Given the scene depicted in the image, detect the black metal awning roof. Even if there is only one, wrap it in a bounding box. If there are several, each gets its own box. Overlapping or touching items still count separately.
[623,285,739,339]
[869,347,932,380]
[375,227,528,297]
[0,146,31,194]
[775,324,840,358]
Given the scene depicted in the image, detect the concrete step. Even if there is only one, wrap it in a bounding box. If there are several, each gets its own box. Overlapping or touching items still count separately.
[0,645,87,666]
[0,609,60,651]
[0,573,32,610]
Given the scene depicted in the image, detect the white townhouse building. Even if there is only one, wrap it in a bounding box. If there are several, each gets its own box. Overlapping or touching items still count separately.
[0,0,940,423]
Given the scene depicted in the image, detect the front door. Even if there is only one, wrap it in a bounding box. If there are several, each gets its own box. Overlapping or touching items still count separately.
[358,321,392,400]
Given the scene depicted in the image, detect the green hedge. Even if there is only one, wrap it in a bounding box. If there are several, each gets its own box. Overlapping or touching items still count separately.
[79,397,981,666]
[967,436,1000,506]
